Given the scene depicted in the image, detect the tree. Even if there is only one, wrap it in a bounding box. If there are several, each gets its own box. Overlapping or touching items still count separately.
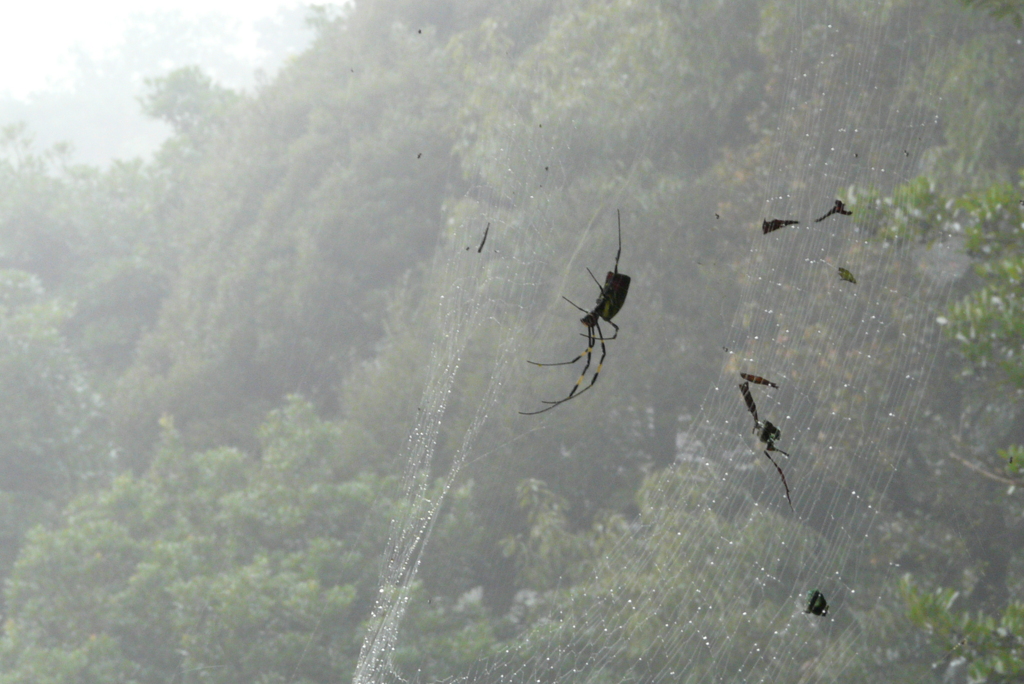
[0,268,110,620]
[139,66,240,137]
[0,397,494,683]
[0,124,173,380]
[112,5,472,460]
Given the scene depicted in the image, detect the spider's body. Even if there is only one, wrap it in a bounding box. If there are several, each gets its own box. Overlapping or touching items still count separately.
[520,211,630,415]
[583,271,631,329]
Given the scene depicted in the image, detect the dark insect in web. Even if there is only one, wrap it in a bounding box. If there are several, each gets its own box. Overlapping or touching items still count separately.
[814,199,853,223]
[805,589,829,616]
[837,267,857,284]
[738,379,793,510]
[740,372,778,388]
[521,210,631,415]
[762,218,799,234]
[476,223,489,252]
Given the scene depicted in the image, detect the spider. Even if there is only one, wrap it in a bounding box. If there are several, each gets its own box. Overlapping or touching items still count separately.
[738,379,793,510]
[520,210,631,415]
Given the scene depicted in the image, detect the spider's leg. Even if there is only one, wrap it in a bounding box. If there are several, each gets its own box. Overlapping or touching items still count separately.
[544,324,596,401]
[591,318,618,341]
[739,382,759,428]
[530,319,596,367]
[518,383,595,415]
[580,320,608,391]
[566,324,595,398]
[768,445,790,459]
[562,296,589,314]
[527,354,586,367]
[587,267,603,291]
[520,326,596,415]
[613,209,622,275]
[528,301,591,365]
[762,450,794,511]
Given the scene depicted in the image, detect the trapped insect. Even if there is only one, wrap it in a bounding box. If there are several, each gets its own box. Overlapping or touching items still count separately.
[805,590,829,616]
[762,218,799,234]
[521,211,631,415]
[476,223,489,252]
[740,372,778,388]
[738,377,793,510]
[814,199,852,223]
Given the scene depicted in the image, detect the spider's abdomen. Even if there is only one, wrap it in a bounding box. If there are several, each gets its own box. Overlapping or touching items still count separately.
[598,273,630,321]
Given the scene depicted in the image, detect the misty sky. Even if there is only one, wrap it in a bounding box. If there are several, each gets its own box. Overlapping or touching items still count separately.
[0,1,320,164]
[0,2,307,98]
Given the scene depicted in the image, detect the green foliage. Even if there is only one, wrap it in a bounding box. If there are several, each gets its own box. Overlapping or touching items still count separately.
[500,478,628,588]
[0,125,172,379]
[944,174,1024,387]
[904,576,1024,681]
[139,66,241,136]
[0,262,112,598]
[0,269,109,495]
[492,467,937,683]
[1001,445,1024,478]
[914,18,1024,187]
[853,176,959,243]
[837,169,1024,394]
[862,171,1024,388]
[3,0,1024,681]
[962,0,1024,26]
[114,6,470,455]
[0,397,494,682]
[452,0,763,184]
[847,169,1024,682]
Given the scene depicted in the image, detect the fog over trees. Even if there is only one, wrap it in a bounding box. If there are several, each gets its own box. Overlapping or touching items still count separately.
[0,0,1022,682]
[0,7,312,164]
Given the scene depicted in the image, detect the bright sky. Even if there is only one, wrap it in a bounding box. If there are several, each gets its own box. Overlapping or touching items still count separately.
[0,2,305,98]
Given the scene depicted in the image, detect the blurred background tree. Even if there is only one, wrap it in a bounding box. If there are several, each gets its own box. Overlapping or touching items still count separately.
[0,0,1022,681]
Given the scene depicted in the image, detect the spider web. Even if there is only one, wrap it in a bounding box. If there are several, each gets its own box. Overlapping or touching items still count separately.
[354,1,955,682]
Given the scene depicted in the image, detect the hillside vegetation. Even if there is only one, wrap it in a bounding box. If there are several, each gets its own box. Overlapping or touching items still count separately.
[0,0,1023,681]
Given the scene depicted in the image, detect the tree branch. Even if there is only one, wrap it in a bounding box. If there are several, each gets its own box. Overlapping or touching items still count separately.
[946,443,1024,488]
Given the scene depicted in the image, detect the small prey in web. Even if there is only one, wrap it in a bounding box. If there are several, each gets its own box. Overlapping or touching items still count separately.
[738,377,793,510]
[740,372,778,389]
[805,590,829,616]
[477,223,489,252]
[762,218,800,234]
[466,222,490,251]
[837,267,857,284]
[813,200,852,223]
